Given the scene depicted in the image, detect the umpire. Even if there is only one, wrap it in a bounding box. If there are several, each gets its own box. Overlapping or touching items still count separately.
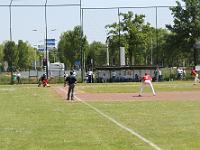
[65,71,77,100]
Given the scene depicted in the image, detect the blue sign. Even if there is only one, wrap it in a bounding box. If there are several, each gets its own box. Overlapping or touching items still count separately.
[74,60,81,66]
[46,39,55,46]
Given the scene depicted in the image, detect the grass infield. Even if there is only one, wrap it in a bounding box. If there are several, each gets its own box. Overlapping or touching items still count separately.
[0,82,200,150]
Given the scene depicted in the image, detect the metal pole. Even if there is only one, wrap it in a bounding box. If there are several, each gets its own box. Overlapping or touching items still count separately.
[156,6,158,65]
[118,8,121,66]
[150,38,153,65]
[45,0,48,78]
[9,0,13,41]
[32,35,38,70]
[80,0,84,82]
[9,0,13,84]
[35,48,37,70]
[106,36,110,66]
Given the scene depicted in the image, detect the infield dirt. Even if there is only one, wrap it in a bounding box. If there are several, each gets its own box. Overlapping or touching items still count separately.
[54,86,200,102]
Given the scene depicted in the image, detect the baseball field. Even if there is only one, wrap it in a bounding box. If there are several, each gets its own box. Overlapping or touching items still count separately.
[0,81,200,150]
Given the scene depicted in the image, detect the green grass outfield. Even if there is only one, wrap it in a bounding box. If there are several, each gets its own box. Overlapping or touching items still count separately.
[0,82,200,150]
[77,81,200,93]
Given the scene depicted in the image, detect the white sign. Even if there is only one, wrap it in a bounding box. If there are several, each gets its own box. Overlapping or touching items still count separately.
[120,47,125,66]
[38,45,44,51]
[195,66,200,71]
[194,40,200,48]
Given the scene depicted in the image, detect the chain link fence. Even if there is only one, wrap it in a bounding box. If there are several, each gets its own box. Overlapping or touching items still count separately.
[0,1,179,83]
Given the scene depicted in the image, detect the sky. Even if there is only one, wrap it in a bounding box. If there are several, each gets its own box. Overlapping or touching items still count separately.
[0,0,184,46]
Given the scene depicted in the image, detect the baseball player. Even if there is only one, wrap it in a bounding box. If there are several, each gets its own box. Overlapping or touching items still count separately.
[139,73,156,96]
[65,71,77,100]
[38,74,50,87]
[191,67,200,85]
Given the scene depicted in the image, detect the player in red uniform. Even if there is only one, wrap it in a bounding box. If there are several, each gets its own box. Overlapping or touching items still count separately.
[38,74,50,87]
[139,73,156,97]
[191,68,199,85]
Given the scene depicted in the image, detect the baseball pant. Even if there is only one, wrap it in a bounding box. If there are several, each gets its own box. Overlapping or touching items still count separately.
[139,80,156,96]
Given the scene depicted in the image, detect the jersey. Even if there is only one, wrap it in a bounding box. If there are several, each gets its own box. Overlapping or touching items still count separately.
[66,75,77,85]
[143,74,152,81]
[191,69,198,76]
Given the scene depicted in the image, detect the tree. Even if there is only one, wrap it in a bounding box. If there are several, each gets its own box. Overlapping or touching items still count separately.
[166,0,200,65]
[0,44,4,63]
[121,12,146,65]
[49,48,58,63]
[27,45,37,69]
[163,33,183,66]
[154,28,172,66]
[3,41,18,84]
[85,41,107,69]
[3,41,18,71]
[58,26,88,69]
[17,40,30,69]
[106,21,127,66]
[106,11,156,65]
[0,44,4,71]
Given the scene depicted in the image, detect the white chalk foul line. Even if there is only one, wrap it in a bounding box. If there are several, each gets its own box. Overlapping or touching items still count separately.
[59,87,162,150]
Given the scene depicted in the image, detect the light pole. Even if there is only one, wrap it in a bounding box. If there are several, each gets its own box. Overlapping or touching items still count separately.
[9,0,14,84]
[33,44,37,70]
[32,29,43,71]
[9,0,13,41]
[45,0,48,78]
[106,36,110,66]
[32,29,56,73]
[80,0,84,82]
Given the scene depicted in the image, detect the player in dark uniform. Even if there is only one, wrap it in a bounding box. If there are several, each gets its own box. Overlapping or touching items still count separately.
[65,71,77,100]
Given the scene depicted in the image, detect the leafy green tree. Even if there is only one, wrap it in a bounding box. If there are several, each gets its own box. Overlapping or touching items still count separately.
[121,12,146,65]
[106,11,156,65]
[16,40,36,70]
[0,44,4,71]
[17,40,30,69]
[166,0,200,65]
[49,48,58,63]
[27,45,37,69]
[106,21,127,66]
[58,26,88,69]
[3,41,18,71]
[0,44,4,63]
[154,28,172,66]
[85,41,107,69]
[3,41,18,84]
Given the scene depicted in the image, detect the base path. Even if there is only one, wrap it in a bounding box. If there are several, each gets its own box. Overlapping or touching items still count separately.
[54,86,200,102]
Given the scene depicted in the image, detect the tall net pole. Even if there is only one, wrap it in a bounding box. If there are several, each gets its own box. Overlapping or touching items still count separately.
[80,0,84,82]
[45,0,48,78]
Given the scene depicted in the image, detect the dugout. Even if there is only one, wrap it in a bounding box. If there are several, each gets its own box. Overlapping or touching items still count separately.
[95,66,159,83]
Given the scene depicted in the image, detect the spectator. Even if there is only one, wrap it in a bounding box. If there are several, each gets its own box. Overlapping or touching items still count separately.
[154,68,159,82]
[177,67,183,80]
[16,70,21,84]
[87,70,93,83]
[134,74,139,82]
[158,69,162,81]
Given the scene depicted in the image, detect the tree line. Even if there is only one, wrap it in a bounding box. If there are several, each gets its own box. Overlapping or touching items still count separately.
[58,0,200,69]
[0,0,200,72]
[0,40,38,71]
